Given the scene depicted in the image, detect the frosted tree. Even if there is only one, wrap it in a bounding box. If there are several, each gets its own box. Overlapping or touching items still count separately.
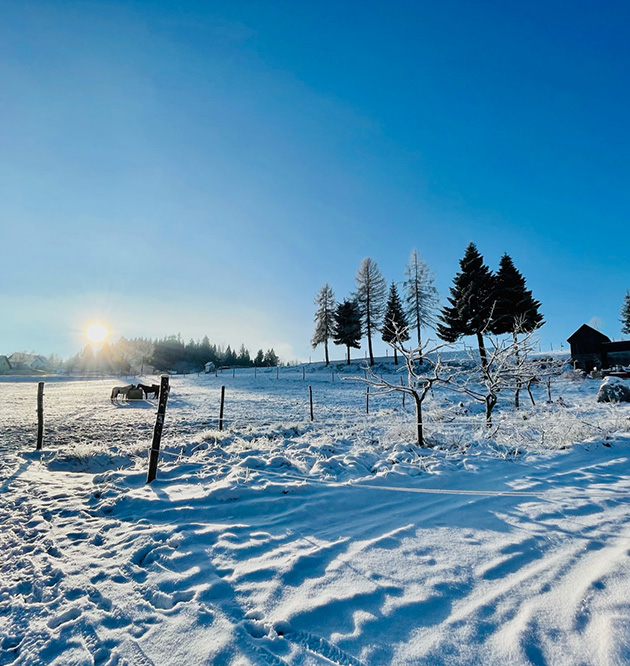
[354,257,387,366]
[621,291,630,336]
[404,250,439,352]
[311,283,336,366]
[438,243,495,368]
[382,282,409,365]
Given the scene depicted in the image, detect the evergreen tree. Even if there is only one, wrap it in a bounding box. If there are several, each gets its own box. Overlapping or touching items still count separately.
[264,349,279,366]
[311,283,336,366]
[437,242,495,367]
[382,282,409,365]
[333,299,362,364]
[491,254,544,339]
[237,344,251,366]
[254,349,264,366]
[621,291,630,336]
[404,250,439,350]
[354,257,387,365]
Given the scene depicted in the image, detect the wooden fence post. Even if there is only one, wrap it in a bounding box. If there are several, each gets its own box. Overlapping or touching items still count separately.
[309,385,314,421]
[366,385,370,414]
[401,377,405,408]
[276,366,279,379]
[255,366,257,378]
[36,382,44,450]
[233,367,235,378]
[219,385,225,431]
[302,366,305,380]
[147,375,170,484]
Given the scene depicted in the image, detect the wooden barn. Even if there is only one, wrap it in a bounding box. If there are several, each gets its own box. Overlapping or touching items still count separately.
[567,324,630,370]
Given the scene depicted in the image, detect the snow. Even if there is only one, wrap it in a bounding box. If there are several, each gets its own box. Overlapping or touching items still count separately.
[1,365,630,665]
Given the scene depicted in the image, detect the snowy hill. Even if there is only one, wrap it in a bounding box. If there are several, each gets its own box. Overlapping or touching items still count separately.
[1,367,630,665]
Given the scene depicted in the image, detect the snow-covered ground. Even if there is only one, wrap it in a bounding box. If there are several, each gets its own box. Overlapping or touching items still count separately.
[2,364,630,665]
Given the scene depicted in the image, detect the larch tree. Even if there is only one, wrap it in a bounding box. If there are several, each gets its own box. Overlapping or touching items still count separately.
[621,291,630,336]
[354,257,387,366]
[382,282,409,365]
[311,283,336,366]
[404,249,439,352]
[491,254,544,341]
[437,242,495,368]
[333,299,362,365]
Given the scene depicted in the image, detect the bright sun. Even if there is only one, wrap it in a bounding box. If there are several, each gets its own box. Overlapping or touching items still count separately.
[87,323,108,343]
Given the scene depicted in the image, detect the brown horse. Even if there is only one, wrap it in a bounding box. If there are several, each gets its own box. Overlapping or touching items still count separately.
[110,385,134,402]
[137,383,160,399]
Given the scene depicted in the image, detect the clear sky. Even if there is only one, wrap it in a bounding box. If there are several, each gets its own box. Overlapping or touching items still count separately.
[1,0,628,362]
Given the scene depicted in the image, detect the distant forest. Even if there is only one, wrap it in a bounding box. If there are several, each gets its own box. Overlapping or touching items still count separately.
[64,335,280,375]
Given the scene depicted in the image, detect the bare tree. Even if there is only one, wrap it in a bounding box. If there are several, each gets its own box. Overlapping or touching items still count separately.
[348,335,455,447]
[448,330,539,426]
[354,257,387,366]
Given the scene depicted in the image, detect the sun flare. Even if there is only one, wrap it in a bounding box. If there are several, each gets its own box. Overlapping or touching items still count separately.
[87,323,108,344]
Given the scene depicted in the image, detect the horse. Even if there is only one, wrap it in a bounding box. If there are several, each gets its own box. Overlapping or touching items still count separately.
[110,384,134,402]
[137,383,160,399]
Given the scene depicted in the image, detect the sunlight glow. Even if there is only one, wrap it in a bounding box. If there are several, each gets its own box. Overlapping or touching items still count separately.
[87,323,108,343]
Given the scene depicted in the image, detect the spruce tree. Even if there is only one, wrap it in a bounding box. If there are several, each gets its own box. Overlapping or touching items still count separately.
[311,283,336,366]
[333,299,362,365]
[621,291,630,336]
[437,242,495,367]
[491,254,544,339]
[354,257,387,365]
[382,282,409,365]
[404,249,439,350]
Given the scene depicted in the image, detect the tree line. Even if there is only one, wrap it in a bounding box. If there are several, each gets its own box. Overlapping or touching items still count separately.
[312,242,544,366]
[65,335,280,375]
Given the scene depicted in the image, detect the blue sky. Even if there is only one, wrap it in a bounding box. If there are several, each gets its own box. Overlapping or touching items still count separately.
[1,0,629,361]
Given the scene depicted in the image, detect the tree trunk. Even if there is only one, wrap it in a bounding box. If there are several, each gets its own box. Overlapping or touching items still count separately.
[412,391,424,447]
[514,380,521,409]
[367,328,374,366]
[485,394,497,427]
[527,378,536,406]
[324,340,329,367]
[476,331,488,368]
[346,345,351,365]
[393,347,398,365]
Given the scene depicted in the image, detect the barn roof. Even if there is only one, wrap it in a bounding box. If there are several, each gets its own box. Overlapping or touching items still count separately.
[567,324,611,344]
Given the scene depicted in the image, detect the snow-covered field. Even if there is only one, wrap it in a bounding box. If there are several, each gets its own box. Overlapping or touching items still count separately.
[2,364,630,665]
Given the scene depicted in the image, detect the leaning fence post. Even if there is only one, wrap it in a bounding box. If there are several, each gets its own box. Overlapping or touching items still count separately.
[147,375,170,484]
[36,382,44,450]
[309,385,314,421]
[219,385,225,431]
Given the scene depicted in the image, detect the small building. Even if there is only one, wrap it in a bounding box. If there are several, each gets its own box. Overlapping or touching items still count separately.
[8,352,49,372]
[0,355,11,374]
[567,324,630,370]
[204,361,216,373]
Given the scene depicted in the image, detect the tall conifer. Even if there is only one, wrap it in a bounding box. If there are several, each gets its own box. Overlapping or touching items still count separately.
[404,250,439,350]
[311,284,336,366]
[437,242,495,367]
[621,291,630,336]
[491,254,544,338]
[382,283,409,365]
[333,299,362,365]
[354,258,387,366]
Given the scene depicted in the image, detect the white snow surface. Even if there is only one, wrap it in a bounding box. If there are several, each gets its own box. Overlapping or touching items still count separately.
[2,364,630,665]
